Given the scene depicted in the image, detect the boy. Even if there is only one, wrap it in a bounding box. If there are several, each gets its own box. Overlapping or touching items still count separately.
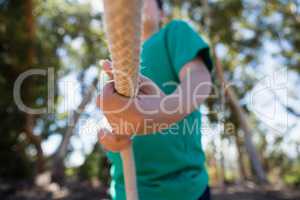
[97,0,213,199]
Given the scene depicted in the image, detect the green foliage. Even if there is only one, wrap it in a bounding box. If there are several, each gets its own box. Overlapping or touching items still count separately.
[0,0,299,187]
[0,0,38,179]
[167,0,300,185]
[65,167,78,178]
[79,144,110,185]
[0,0,107,180]
[284,164,300,186]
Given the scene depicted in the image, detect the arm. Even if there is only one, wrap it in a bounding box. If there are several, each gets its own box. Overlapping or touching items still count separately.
[139,56,212,127]
[99,57,212,131]
[97,57,212,151]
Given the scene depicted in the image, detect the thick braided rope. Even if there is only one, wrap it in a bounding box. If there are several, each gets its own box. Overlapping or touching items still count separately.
[103,1,143,200]
[103,0,142,97]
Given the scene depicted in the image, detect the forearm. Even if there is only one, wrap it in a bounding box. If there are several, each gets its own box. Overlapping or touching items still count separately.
[103,59,213,135]
[154,63,212,126]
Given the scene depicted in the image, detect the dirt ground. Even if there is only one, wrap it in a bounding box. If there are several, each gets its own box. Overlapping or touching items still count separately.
[1,181,300,200]
[212,185,300,200]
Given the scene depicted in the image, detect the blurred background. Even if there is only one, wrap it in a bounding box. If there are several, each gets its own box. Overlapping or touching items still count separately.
[0,0,300,199]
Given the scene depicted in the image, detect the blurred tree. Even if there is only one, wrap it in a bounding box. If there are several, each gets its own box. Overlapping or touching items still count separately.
[0,0,52,179]
[1,0,299,189]
[52,77,99,184]
[0,0,107,182]
[166,0,300,184]
[79,143,110,186]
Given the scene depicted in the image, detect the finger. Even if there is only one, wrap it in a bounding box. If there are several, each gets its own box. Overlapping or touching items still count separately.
[102,81,115,95]
[112,130,132,140]
[96,81,115,108]
[100,59,113,80]
[98,128,111,141]
[100,134,131,152]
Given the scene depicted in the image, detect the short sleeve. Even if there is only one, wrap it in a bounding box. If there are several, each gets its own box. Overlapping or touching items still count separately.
[166,20,213,77]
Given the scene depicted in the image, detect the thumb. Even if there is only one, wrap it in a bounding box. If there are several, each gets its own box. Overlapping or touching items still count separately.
[100,59,113,80]
[98,128,111,141]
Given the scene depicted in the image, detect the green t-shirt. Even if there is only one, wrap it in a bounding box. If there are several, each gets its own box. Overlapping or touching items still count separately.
[107,20,213,200]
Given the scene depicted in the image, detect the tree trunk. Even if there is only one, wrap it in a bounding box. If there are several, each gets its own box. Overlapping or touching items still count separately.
[258,132,270,172]
[210,140,219,186]
[219,145,225,187]
[23,0,46,174]
[24,114,45,173]
[296,142,300,160]
[202,0,267,183]
[233,130,247,181]
[52,77,99,184]
[25,0,35,68]
[213,49,268,184]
